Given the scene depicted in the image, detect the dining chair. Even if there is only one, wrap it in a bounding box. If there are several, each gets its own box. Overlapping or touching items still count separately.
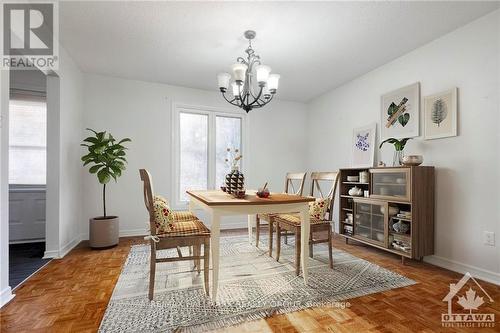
[255,172,306,256]
[139,169,211,300]
[274,172,339,275]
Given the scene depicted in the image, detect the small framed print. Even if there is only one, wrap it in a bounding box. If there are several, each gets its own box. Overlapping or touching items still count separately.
[351,123,376,168]
[424,87,458,140]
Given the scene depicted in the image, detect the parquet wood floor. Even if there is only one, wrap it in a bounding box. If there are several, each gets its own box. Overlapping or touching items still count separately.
[1,230,498,333]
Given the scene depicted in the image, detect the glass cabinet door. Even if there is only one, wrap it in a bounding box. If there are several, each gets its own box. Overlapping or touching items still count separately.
[353,199,387,246]
[370,168,410,201]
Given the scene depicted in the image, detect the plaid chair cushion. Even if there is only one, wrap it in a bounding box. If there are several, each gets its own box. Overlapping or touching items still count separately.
[274,213,327,226]
[172,211,198,222]
[258,213,277,222]
[157,219,210,237]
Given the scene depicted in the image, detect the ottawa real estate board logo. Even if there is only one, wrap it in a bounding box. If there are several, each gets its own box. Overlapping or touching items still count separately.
[1,1,58,70]
[442,272,495,328]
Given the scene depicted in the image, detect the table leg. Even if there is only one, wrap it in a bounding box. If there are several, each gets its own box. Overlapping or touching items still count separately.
[210,210,221,300]
[247,214,256,244]
[299,206,310,284]
[188,199,195,256]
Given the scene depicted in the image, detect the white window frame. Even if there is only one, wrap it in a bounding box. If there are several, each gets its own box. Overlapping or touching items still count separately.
[172,103,248,209]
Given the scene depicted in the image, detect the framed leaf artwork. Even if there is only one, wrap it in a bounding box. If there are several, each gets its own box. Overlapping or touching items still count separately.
[381,82,420,140]
[424,87,458,140]
[351,123,376,168]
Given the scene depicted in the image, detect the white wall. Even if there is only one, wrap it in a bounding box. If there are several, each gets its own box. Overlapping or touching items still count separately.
[53,47,85,257]
[81,74,308,237]
[307,10,500,284]
[44,46,85,258]
[0,69,14,307]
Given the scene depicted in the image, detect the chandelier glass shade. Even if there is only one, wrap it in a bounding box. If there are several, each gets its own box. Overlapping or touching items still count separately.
[217,30,280,113]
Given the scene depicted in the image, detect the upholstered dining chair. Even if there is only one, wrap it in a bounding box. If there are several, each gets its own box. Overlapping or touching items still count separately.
[139,169,211,300]
[274,172,339,275]
[255,172,307,256]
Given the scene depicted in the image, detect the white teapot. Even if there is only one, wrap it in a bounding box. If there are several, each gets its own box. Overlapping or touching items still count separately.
[348,186,363,196]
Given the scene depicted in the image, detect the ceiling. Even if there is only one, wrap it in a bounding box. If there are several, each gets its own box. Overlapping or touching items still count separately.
[59,1,499,102]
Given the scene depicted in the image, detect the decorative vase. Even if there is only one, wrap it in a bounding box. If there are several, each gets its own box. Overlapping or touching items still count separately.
[225,166,244,194]
[392,150,404,166]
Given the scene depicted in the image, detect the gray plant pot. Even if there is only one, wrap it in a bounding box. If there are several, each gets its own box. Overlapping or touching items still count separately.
[89,216,119,248]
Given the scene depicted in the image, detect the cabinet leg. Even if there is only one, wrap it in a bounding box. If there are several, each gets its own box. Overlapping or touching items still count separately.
[345,238,348,244]
[401,256,406,265]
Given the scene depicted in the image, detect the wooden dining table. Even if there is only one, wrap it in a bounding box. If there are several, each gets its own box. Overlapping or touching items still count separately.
[187,190,315,299]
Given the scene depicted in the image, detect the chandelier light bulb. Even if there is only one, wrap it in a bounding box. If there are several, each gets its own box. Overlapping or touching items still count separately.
[231,82,241,99]
[255,65,271,85]
[217,72,231,91]
[262,85,271,99]
[267,74,280,92]
[231,63,247,82]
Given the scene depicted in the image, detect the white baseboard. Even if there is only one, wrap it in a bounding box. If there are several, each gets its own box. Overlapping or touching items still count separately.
[43,249,59,259]
[424,255,500,286]
[119,228,148,237]
[0,286,15,308]
[58,234,84,258]
[43,234,84,259]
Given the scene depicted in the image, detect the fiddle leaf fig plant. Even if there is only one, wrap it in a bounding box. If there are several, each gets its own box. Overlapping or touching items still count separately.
[379,137,412,152]
[81,128,131,218]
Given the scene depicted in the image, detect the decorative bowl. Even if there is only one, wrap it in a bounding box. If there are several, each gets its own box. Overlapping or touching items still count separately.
[347,176,359,182]
[402,155,423,166]
[256,188,270,198]
[392,220,410,233]
[380,205,399,216]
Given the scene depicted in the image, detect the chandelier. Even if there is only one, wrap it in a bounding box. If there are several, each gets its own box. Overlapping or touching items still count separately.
[217,30,280,113]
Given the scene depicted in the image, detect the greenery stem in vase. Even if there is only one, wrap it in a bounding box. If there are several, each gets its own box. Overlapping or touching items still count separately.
[379,137,412,166]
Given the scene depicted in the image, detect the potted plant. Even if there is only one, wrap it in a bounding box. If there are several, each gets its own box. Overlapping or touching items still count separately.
[81,129,131,248]
[379,137,411,166]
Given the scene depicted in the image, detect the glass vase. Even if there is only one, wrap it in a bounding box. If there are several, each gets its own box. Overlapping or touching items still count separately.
[392,150,404,166]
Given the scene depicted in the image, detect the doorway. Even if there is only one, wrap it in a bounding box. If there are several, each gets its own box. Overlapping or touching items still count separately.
[8,69,50,289]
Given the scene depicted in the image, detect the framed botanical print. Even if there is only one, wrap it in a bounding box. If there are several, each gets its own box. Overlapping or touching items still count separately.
[381,82,420,140]
[424,87,458,140]
[351,123,376,168]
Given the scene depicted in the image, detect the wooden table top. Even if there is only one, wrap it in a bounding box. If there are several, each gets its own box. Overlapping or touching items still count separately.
[186,190,315,206]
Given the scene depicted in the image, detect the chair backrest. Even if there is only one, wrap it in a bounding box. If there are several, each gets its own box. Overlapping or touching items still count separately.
[284,172,307,195]
[309,172,339,221]
[139,169,156,236]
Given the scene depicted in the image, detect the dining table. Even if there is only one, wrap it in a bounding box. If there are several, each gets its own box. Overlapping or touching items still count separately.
[186,189,315,299]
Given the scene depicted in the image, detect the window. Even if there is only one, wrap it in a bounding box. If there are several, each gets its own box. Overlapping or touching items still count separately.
[174,105,245,206]
[9,92,47,185]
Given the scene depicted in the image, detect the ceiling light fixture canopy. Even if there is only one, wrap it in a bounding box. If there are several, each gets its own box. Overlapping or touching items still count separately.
[217,30,280,113]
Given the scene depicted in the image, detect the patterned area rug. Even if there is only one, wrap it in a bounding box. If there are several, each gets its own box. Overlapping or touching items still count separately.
[99,235,415,332]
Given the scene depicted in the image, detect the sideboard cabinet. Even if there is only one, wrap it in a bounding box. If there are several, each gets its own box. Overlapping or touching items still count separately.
[338,166,434,263]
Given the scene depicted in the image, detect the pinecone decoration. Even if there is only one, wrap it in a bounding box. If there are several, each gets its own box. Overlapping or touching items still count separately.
[225,169,244,194]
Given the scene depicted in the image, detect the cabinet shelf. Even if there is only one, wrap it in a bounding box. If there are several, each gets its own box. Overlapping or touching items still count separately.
[342,182,370,185]
[340,195,364,199]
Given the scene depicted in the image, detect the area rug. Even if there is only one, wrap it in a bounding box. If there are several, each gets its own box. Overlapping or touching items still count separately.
[99,235,415,332]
